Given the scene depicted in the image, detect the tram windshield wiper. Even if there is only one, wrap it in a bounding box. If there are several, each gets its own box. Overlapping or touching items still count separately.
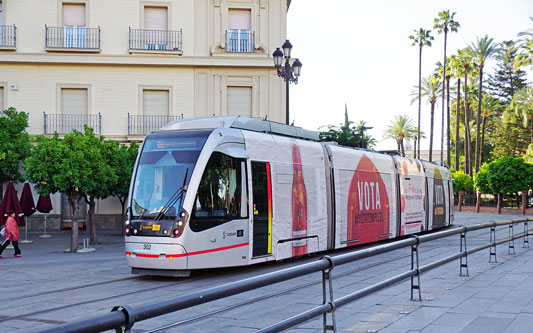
[154,168,189,221]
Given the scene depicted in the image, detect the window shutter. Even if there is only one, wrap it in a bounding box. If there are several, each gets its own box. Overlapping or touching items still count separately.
[227,86,252,117]
[61,88,88,114]
[143,90,169,116]
[228,9,251,30]
[144,7,168,30]
[63,3,86,26]
[0,87,4,110]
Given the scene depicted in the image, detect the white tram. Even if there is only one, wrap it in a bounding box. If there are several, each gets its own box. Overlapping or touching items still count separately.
[125,117,453,276]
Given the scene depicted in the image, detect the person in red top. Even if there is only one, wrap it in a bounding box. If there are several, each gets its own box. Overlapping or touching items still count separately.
[0,210,22,258]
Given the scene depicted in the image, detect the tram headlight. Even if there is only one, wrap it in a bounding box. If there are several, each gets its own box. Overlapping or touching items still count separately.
[125,220,130,226]
[177,220,183,226]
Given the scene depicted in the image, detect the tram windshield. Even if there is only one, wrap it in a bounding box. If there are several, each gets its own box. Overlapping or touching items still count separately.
[130,130,211,220]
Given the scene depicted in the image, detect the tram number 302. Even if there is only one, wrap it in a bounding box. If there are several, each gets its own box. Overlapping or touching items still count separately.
[143,244,151,250]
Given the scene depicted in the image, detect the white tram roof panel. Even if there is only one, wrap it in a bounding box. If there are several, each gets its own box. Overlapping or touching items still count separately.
[160,116,320,141]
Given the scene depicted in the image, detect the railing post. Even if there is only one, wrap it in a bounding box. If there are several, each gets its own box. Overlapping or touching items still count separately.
[127,113,131,136]
[524,220,530,248]
[98,112,102,135]
[320,256,337,333]
[43,111,47,134]
[459,231,469,277]
[489,222,497,263]
[111,305,135,333]
[45,24,48,48]
[508,223,515,255]
[14,24,17,48]
[410,236,422,301]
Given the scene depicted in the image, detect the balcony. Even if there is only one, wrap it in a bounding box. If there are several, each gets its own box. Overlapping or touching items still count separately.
[43,112,102,135]
[128,113,183,135]
[129,28,182,54]
[45,25,101,52]
[225,29,255,53]
[0,25,17,50]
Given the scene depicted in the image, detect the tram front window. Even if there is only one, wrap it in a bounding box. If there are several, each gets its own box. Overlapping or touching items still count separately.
[131,131,210,220]
[190,152,247,232]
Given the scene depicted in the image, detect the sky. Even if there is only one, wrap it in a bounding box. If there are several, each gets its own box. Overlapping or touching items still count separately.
[286,0,533,151]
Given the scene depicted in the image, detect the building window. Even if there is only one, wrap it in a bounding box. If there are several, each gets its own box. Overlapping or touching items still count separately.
[144,6,168,30]
[143,90,169,116]
[227,9,253,53]
[227,86,252,117]
[62,3,86,48]
[61,88,88,114]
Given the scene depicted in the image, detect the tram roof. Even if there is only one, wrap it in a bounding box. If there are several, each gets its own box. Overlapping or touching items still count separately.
[160,116,320,141]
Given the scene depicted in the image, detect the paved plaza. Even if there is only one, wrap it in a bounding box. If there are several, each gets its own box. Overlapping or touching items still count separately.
[1,211,533,332]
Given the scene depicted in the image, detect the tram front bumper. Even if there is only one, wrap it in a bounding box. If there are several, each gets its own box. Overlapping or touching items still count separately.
[125,242,188,271]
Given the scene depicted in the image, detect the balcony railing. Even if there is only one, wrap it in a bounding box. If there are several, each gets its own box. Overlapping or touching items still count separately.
[128,113,183,135]
[225,29,255,53]
[129,28,182,52]
[0,25,17,48]
[45,25,101,50]
[43,112,102,135]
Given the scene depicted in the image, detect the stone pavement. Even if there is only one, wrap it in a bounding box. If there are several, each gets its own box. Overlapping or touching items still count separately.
[1,212,532,332]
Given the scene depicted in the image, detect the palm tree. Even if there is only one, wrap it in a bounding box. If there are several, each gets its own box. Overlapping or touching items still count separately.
[468,35,499,174]
[434,10,460,166]
[434,60,452,163]
[458,48,476,175]
[478,94,503,163]
[514,17,533,70]
[411,76,443,161]
[449,53,464,170]
[409,28,434,159]
[383,115,417,157]
[510,86,533,142]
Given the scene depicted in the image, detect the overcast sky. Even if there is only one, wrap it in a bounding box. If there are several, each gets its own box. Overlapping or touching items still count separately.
[286,0,533,150]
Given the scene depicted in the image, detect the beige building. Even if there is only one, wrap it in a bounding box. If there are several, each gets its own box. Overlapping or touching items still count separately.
[0,0,291,230]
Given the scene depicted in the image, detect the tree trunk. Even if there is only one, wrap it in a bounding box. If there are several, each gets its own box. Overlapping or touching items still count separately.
[400,139,405,157]
[476,191,481,213]
[530,116,533,143]
[413,139,417,158]
[480,116,487,166]
[455,79,461,171]
[87,198,97,245]
[446,76,451,166]
[441,29,448,163]
[464,71,470,175]
[458,192,463,211]
[523,190,527,215]
[497,193,502,214]
[417,46,423,159]
[429,102,435,162]
[475,64,484,175]
[67,193,80,253]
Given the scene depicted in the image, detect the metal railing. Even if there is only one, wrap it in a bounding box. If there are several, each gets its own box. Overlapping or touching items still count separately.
[45,25,101,50]
[0,24,17,48]
[43,112,102,135]
[225,29,255,53]
[128,28,182,52]
[128,113,183,135]
[38,218,532,333]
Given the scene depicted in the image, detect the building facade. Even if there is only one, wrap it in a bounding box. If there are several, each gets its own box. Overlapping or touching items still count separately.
[0,0,290,230]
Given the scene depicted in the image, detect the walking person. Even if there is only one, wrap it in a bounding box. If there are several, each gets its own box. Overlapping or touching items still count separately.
[0,210,22,258]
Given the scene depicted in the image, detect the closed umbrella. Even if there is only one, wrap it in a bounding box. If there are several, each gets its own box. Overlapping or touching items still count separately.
[36,195,53,238]
[0,181,24,226]
[19,183,36,243]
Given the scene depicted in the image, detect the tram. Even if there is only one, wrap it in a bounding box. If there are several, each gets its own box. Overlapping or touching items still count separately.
[124,117,453,276]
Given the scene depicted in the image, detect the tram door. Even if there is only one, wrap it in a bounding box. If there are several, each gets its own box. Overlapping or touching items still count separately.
[251,162,272,257]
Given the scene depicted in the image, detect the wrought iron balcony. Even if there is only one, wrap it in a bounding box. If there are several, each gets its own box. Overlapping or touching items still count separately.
[0,25,17,48]
[129,28,182,52]
[225,30,255,53]
[128,113,183,135]
[43,112,102,135]
[45,25,101,50]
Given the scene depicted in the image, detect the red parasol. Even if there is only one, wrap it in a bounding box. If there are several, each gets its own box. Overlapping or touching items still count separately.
[0,181,24,226]
[36,195,53,213]
[20,183,36,217]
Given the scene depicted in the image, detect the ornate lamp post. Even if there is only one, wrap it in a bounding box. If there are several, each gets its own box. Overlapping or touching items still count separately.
[273,40,302,125]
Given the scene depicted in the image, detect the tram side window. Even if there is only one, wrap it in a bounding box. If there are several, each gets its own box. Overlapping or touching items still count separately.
[190,152,247,232]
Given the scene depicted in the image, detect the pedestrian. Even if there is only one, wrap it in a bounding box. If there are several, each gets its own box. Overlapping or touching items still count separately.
[0,210,22,258]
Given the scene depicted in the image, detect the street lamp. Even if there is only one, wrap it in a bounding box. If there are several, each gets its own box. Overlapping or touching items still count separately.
[359,126,373,149]
[273,39,302,125]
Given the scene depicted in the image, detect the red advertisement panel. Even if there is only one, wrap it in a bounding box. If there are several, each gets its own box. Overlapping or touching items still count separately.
[292,142,308,255]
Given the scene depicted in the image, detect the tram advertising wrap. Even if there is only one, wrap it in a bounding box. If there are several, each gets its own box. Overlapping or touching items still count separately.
[124,117,453,276]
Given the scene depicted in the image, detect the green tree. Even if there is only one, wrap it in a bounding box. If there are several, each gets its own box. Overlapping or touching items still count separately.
[0,107,31,198]
[487,40,528,104]
[468,35,499,174]
[478,94,503,165]
[383,114,417,157]
[475,163,492,194]
[452,171,474,193]
[509,86,533,142]
[409,28,434,159]
[434,10,460,165]
[514,17,533,70]
[488,156,533,197]
[319,105,376,149]
[458,48,477,175]
[411,75,442,161]
[24,128,114,253]
[449,52,465,170]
